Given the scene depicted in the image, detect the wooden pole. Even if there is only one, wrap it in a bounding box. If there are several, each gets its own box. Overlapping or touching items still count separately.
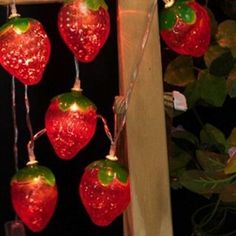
[0,0,64,4]
[117,1,173,236]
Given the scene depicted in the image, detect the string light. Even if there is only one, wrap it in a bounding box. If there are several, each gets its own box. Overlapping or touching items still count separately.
[3,0,158,230]
[104,0,158,159]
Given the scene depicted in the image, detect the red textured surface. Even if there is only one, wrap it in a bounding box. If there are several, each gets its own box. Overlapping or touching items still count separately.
[79,168,130,226]
[11,180,58,232]
[161,1,211,57]
[58,0,110,62]
[45,99,97,160]
[0,20,51,85]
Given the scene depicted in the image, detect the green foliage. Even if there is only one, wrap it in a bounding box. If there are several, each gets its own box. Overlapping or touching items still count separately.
[200,123,228,153]
[185,70,227,108]
[162,3,236,234]
[164,56,195,86]
[165,17,236,202]
[165,19,236,108]
[171,124,236,202]
[209,51,235,77]
[227,66,236,98]
[216,20,236,56]
[196,150,227,173]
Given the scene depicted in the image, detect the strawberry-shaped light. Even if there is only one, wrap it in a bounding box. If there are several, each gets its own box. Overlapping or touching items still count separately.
[58,0,110,63]
[11,163,58,232]
[79,158,130,226]
[45,90,97,160]
[159,0,211,57]
[0,17,51,85]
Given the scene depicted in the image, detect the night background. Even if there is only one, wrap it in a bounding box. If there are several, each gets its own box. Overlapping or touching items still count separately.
[0,0,236,236]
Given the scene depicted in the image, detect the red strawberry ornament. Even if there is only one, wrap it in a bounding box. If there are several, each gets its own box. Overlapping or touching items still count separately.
[159,0,211,57]
[45,90,97,160]
[11,163,58,232]
[79,159,131,226]
[58,0,110,63]
[0,17,51,85]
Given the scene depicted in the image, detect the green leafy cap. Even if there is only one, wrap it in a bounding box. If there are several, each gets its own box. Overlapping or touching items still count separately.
[0,17,31,35]
[87,159,129,186]
[11,163,56,187]
[86,0,108,11]
[54,91,97,112]
[160,0,196,30]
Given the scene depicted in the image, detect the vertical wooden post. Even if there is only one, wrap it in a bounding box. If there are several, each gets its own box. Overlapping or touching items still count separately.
[117,1,173,236]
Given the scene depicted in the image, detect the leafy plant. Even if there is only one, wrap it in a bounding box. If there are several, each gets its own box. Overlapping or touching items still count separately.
[160,1,236,235]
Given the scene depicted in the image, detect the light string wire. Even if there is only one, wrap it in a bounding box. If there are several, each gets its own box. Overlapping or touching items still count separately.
[5,4,19,172]
[6,4,20,224]
[12,77,19,171]
[72,56,82,91]
[9,0,20,19]
[24,85,38,164]
[106,0,158,159]
[24,0,157,162]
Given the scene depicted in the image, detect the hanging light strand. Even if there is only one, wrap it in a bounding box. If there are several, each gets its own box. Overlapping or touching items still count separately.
[72,56,82,91]
[162,0,175,8]
[24,85,37,163]
[26,129,46,165]
[9,0,20,19]
[7,3,19,172]
[11,77,19,171]
[109,0,158,158]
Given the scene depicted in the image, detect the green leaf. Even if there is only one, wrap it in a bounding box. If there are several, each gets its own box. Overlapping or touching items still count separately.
[172,129,199,152]
[227,128,236,147]
[88,159,129,185]
[196,150,227,172]
[169,142,192,178]
[86,0,107,11]
[55,91,96,112]
[159,1,196,31]
[176,4,196,24]
[180,170,233,195]
[0,17,31,35]
[209,51,235,77]
[200,123,227,153]
[98,167,115,185]
[204,45,228,68]
[224,154,236,175]
[12,164,56,187]
[231,47,236,57]
[164,56,195,87]
[159,9,176,30]
[227,66,236,98]
[184,70,227,108]
[220,184,236,203]
[197,70,227,107]
[216,20,236,53]
[184,80,200,108]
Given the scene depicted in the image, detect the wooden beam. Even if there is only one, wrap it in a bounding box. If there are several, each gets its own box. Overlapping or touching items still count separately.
[0,0,64,5]
[117,1,173,236]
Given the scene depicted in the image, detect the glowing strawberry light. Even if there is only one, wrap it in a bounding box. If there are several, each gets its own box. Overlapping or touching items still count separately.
[58,0,110,62]
[11,162,58,232]
[45,89,97,160]
[159,0,211,57]
[0,16,51,85]
[79,158,131,226]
